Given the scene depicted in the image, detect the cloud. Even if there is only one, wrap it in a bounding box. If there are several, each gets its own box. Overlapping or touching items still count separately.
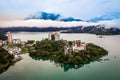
[0,10,120,28]
[25,11,82,22]
[0,19,98,28]
[88,12,120,22]
[0,18,120,28]
[1,0,120,20]
[97,19,120,28]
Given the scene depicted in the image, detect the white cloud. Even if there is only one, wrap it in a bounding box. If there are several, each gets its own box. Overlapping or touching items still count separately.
[1,0,120,20]
[0,19,120,28]
[97,19,120,28]
[0,19,98,28]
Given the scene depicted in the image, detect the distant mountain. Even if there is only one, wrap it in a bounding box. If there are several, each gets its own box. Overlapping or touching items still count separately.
[61,26,120,35]
[0,26,120,35]
[25,11,82,22]
[0,27,69,33]
[88,12,120,22]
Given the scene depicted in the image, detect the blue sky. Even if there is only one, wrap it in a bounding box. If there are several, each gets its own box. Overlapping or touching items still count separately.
[0,0,120,20]
[0,0,120,27]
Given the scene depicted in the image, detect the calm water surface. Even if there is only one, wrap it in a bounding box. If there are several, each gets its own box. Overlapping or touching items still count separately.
[0,32,120,80]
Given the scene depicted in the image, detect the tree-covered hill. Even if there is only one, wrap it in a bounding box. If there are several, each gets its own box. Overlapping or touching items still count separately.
[0,47,14,74]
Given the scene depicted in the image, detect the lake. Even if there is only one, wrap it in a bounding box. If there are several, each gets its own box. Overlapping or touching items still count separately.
[0,32,120,80]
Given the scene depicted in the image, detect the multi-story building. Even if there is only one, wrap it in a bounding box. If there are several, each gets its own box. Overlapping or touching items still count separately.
[7,32,13,44]
[64,40,86,55]
[72,40,86,52]
[48,32,60,41]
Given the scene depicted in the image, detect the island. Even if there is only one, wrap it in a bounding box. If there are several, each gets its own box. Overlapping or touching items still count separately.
[29,39,108,65]
[29,32,108,71]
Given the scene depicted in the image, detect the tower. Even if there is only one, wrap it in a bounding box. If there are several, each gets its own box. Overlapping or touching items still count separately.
[7,32,13,44]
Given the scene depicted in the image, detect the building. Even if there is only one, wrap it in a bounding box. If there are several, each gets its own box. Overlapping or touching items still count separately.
[0,40,7,46]
[73,40,81,47]
[64,40,86,55]
[13,39,22,44]
[0,40,2,46]
[48,32,60,41]
[64,45,73,55]
[7,32,13,44]
[8,47,21,55]
[7,32,23,45]
[72,40,86,52]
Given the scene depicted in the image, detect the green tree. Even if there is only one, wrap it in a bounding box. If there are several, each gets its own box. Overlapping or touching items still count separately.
[0,33,7,41]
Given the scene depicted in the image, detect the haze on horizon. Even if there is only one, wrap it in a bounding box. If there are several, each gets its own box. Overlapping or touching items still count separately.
[0,0,120,28]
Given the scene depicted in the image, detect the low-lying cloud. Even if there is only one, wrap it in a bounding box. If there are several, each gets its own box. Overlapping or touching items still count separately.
[97,19,120,28]
[0,19,98,28]
[0,19,120,28]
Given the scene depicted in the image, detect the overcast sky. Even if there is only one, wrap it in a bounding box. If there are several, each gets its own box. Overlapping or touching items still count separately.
[0,0,120,27]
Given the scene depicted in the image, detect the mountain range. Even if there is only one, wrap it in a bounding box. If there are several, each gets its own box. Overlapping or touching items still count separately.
[25,11,82,22]
[0,26,120,35]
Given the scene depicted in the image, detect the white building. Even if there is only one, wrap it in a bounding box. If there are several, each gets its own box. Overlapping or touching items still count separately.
[8,47,21,55]
[7,32,13,44]
[13,39,22,44]
[64,45,73,55]
[0,40,7,46]
[48,32,60,41]
[0,40,2,46]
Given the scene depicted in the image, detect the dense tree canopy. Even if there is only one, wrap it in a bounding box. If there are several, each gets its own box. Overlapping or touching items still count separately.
[0,33,7,41]
[26,40,35,44]
[0,47,14,74]
[30,39,65,56]
[29,39,108,65]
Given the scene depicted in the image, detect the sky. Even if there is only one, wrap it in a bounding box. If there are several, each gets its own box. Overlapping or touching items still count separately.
[0,0,120,27]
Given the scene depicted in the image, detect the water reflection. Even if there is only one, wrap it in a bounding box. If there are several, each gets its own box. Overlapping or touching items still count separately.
[29,54,93,72]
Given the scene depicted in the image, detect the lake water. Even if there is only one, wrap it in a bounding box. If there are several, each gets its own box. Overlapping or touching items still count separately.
[0,32,120,80]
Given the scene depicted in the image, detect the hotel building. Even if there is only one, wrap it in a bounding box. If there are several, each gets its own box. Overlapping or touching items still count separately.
[48,32,60,41]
